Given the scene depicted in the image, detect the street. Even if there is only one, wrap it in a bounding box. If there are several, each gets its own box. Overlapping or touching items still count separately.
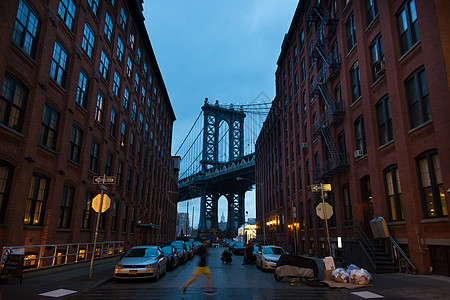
[68,247,359,300]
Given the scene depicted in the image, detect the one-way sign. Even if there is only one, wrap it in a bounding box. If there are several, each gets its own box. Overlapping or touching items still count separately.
[93,176,116,184]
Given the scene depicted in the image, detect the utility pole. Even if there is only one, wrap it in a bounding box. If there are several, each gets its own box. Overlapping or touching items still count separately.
[186,202,189,236]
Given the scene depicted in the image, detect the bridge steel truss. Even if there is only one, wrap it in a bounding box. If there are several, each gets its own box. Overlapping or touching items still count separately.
[198,101,248,233]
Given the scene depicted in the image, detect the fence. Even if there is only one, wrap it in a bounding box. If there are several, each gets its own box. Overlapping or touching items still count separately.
[1,241,124,271]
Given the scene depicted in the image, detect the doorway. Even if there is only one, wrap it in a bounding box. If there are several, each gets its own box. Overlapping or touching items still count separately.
[360,176,374,236]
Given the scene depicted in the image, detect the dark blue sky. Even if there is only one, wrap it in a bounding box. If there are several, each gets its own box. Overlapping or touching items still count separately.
[143,0,298,227]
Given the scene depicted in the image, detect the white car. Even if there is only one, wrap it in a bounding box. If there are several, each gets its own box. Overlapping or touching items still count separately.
[114,246,167,280]
[256,246,286,270]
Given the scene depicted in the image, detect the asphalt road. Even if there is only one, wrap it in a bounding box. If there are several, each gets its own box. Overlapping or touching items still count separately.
[67,246,360,300]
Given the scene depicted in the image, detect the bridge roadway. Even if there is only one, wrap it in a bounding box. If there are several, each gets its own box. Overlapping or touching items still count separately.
[68,247,361,300]
[178,154,256,203]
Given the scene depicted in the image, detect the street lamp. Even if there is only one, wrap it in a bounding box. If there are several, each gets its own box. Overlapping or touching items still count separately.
[236,177,265,246]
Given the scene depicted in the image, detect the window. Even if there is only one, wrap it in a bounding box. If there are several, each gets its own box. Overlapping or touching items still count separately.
[134,175,138,196]
[293,46,298,63]
[346,13,356,52]
[1,73,28,132]
[303,91,307,112]
[99,51,109,80]
[343,184,353,225]
[75,71,89,109]
[143,62,148,78]
[111,202,118,231]
[81,190,93,229]
[137,48,141,65]
[129,32,135,49]
[123,88,129,110]
[0,161,14,224]
[68,125,83,163]
[113,71,120,97]
[132,101,137,121]
[58,0,76,31]
[306,159,310,186]
[141,86,145,103]
[308,199,313,230]
[127,56,132,77]
[376,95,393,145]
[24,174,49,226]
[117,36,124,62]
[116,161,123,187]
[89,140,99,173]
[104,12,113,42]
[354,115,366,155]
[145,123,149,140]
[304,123,308,143]
[109,108,116,137]
[417,151,447,218]
[366,0,378,25]
[13,0,40,58]
[139,113,143,131]
[126,168,131,192]
[370,35,384,81]
[120,8,127,31]
[334,82,342,110]
[50,42,68,87]
[300,29,304,50]
[405,67,431,128]
[301,58,306,82]
[87,0,99,16]
[294,72,299,94]
[105,151,113,175]
[350,62,361,102]
[384,165,404,221]
[58,184,74,228]
[95,92,104,124]
[130,208,135,233]
[82,23,95,59]
[397,0,419,55]
[120,122,126,147]
[338,130,347,162]
[39,103,60,150]
[134,73,139,92]
[122,204,128,232]
[130,132,134,156]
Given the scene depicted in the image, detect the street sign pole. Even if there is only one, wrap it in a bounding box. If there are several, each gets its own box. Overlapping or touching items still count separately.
[321,183,332,257]
[89,175,105,280]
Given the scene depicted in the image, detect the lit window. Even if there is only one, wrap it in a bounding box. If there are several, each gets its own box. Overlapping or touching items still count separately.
[0,73,29,132]
[95,92,104,124]
[24,174,49,226]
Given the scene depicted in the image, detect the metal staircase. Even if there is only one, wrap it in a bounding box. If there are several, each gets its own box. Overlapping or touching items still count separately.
[308,3,348,181]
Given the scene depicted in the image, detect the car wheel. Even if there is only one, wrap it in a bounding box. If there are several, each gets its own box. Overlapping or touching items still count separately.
[155,267,160,281]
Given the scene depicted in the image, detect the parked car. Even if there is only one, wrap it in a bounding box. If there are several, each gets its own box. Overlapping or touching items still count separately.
[186,241,196,255]
[161,244,179,271]
[171,240,188,264]
[228,241,236,252]
[232,242,245,255]
[256,246,286,270]
[114,246,167,280]
[185,243,194,260]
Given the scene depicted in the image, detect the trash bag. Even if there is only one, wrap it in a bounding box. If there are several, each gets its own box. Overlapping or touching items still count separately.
[331,267,349,283]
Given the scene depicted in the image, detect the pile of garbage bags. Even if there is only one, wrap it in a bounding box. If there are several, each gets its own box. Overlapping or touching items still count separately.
[331,264,372,285]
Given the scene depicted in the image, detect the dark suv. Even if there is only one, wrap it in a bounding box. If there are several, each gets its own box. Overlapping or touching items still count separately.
[171,240,188,264]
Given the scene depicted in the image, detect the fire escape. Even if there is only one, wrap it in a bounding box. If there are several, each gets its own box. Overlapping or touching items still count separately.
[308,3,348,182]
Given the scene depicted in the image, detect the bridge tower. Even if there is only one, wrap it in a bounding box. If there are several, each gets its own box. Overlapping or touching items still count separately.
[198,99,247,234]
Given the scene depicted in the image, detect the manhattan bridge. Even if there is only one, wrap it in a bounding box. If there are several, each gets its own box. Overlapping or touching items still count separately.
[175,94,272,237]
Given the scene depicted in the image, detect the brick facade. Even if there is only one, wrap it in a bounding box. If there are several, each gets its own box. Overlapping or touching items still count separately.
[0,0,178,253]
[256,0,450,275]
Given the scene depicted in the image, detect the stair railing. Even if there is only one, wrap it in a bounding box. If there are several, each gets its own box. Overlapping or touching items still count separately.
[356,225,377,272]
[386,236,417,274]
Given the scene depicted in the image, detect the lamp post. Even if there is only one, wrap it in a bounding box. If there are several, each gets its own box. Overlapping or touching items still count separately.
[236,177,265,246]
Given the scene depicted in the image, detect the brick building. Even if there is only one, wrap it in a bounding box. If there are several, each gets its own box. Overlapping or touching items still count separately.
[0,0,178,255]
[255,0,450,275]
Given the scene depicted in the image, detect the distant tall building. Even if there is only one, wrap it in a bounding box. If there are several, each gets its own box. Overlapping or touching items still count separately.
[220,212,225,223]
[256,0,450,276]
[176,213,189,236]
[0,0,178,254]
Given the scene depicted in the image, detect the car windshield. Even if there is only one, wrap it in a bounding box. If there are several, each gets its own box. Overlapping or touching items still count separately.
[263,247,285,255]
[172,242,183,249]
[236,242,245,247]
[125,248,158,257]
[162,247,173,254]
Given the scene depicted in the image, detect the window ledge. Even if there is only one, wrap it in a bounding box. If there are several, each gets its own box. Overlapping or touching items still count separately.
[350,96,363,108]
[421,217,449,224]
[56,228,71,232]
[346,44,357,58]
[23,225,44,229]
[370,74,385,88]
[365,14,379,33]
[377,139,394,151]
[398,41,421,63]
[0,123,24,137]
[407,119,433,135]
[387,220,406,226]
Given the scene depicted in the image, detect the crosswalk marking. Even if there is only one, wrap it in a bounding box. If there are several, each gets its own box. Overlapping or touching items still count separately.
[38,288,77,298]
[351,291,384,299]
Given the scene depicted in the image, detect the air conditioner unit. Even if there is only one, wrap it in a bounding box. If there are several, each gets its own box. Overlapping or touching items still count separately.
[301,142,308,149]
[354,150,364,158]
[374,60,386,76]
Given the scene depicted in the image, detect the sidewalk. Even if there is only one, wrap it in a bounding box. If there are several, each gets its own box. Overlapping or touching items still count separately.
[0,258,119,299]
